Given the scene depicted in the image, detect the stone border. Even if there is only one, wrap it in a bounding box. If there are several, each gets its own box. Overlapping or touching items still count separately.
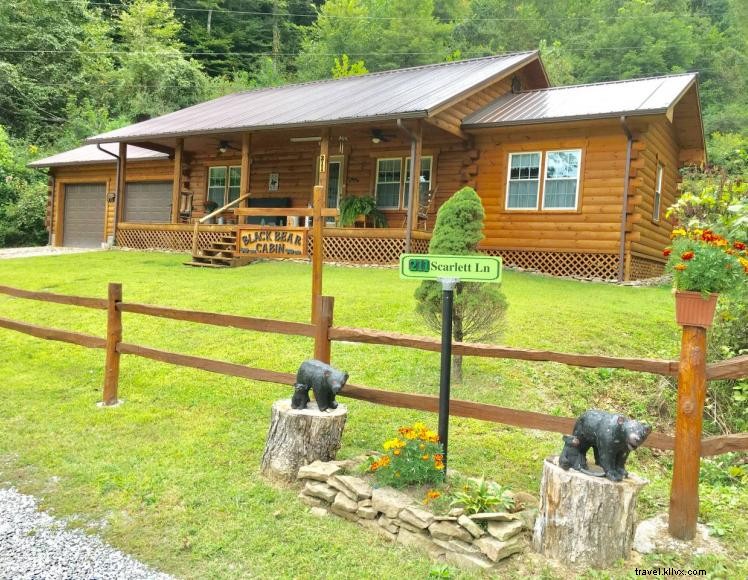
[296,460,538,572]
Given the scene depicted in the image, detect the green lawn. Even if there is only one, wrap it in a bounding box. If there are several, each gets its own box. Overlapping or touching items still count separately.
[0,251,744,579]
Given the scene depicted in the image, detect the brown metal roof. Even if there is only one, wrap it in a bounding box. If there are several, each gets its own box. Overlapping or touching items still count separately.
[28,143,169,168]
[463,73,698,127]
[86,52,540,144]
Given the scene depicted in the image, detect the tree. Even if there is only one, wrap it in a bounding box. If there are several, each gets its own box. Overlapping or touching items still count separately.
[414,187,508,382]
[112,0,210,121]
[331,54,368,78]
[295,0,452,80]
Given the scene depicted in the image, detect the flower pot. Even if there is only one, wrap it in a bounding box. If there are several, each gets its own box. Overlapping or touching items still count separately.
[674,290,718,328]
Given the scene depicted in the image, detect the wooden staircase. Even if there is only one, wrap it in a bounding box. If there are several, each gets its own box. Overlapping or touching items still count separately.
[185,233,250,268]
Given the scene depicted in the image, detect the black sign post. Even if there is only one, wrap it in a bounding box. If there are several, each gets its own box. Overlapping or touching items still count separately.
[437,277,458,475]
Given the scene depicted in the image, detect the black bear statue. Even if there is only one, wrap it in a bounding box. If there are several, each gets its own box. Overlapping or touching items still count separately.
[558,410,652,481]
[291,359,349,412]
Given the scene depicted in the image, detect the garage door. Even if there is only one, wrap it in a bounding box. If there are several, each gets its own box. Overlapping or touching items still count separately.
[63,183,106,248]
[124,181,173,223]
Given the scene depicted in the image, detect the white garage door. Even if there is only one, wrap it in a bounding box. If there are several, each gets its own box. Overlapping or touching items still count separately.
[63,183,106,248]
[124,181,173,223]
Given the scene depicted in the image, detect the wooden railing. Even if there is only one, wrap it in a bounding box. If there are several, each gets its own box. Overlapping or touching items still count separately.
[1,282,748,535]
[191,193,252,256]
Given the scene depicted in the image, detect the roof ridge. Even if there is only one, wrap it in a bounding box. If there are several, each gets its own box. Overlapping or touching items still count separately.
[228,51,538,97]
[512,71,697,94]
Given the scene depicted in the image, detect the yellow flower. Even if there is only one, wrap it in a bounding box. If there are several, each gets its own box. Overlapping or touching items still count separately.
[671,228,686,239]
[383,438,405,450]
[422,454,430,461]
[393,449,401,456]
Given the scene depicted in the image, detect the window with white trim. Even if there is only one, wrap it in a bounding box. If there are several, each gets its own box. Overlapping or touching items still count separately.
[506,152,541,209]
[542,149,582,210]
[403,156,433,208]
[207,166,241,207]
[653,162,664,222]
[505,149,582,211]
[375,158,402,209]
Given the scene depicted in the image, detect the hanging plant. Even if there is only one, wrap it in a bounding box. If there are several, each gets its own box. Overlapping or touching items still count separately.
[338,195,386,227]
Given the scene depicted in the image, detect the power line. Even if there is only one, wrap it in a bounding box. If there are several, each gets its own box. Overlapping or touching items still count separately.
[39,0,727,22]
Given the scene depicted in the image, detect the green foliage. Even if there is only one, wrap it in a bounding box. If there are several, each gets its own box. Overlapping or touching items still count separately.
[331,54,368,78]
[337,195,386,227]
[700,453,748,487]
[414,188,508,359]
[367,423,445,488]
[449,477,515,515]
[0,126,47,247]
[667,168,748,242]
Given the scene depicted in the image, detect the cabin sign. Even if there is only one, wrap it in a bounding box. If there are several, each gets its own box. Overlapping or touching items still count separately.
[238,227,307,258]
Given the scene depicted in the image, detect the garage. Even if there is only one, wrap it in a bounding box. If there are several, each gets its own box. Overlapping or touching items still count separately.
[62,183,106,248]
[123,181,173,223]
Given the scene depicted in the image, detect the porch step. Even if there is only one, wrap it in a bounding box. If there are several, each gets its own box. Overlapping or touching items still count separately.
[185,230,251,269]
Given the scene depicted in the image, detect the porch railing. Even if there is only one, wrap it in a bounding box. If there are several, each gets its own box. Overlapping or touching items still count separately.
[191,193,252,256]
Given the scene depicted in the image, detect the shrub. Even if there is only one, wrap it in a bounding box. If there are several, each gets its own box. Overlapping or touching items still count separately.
[449,477,514,515]
[367,423,445,488]
[414,187,508,382]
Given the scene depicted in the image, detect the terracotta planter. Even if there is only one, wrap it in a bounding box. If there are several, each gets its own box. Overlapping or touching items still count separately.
[674,290,718,328]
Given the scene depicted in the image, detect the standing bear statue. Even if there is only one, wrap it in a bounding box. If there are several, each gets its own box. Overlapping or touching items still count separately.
[558,409,652,481]
[291,359,349,412]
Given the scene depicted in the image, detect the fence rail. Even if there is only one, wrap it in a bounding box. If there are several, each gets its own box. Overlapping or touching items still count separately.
[1,282,746,458]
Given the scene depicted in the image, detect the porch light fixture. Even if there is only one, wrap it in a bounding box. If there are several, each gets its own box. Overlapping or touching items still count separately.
[217,140,240,153]
[370,128,390,144]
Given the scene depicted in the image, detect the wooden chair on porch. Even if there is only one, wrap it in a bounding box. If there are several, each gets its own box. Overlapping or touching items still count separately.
[179,191,194,223]
[402,186,437,230]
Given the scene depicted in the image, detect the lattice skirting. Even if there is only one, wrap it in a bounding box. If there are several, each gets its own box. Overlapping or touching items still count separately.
[481,249,620,280]
[629,255,666,280]
[309,236,429,264]
[116,228,233,252]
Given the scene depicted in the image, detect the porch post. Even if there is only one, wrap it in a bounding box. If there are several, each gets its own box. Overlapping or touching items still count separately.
[116,142,127,232]
[171,138,184,223]
[318,129,330,206]
[405,120,423,253]
[240,132,251,225]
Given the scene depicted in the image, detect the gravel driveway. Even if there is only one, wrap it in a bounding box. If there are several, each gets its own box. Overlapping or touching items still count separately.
[0,488,172,580]
[0,246,99,260]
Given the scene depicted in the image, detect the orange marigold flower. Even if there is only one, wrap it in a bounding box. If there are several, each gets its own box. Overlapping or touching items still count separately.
[435,462,445,470]
[663,248,672,257]
[674,263,687,271]
[422,454,430,461]
[434,454,444,461]
[423,489,441,504]
[393,449,401,456]
[734,241,746,251]
[681,251,695,261]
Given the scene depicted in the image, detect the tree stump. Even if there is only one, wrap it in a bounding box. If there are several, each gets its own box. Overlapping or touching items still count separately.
[533,456,648,568]
[261,399,347,483]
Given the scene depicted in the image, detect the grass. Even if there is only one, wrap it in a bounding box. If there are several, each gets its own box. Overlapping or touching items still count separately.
[0,250,745,579]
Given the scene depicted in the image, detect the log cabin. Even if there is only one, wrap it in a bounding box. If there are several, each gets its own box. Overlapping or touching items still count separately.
[29,50,704,280]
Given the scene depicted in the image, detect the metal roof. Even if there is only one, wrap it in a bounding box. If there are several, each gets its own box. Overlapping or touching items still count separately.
[463,73,698,127]
[86,52,540,144]
[28,143,169,168]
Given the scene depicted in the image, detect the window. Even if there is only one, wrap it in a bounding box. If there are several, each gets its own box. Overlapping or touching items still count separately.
[375,158,402,209]
[375,156,433,209]
[506,152,541,209]
[505,149,582,211]
[403,156,433,208]
[542,149,581,210]
[653,162,664,222]
[207,166,241,207]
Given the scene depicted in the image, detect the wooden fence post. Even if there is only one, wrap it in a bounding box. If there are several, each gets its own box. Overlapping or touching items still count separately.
[311,184,324,324]
[102,282,123,406]
[314,295,334,364]
[668,324,707,539]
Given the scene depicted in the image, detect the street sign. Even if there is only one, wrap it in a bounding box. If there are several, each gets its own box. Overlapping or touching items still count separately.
[399,254,502,283]
[399,253,504,474]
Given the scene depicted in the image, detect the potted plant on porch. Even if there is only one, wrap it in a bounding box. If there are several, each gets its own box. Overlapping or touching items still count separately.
[338,195,386,228]
[664,227,748,327]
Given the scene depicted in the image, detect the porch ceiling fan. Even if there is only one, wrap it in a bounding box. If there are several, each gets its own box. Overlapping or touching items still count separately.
[370,128,394,144]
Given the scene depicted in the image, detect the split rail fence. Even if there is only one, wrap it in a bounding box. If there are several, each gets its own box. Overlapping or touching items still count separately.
[1,281,747,535]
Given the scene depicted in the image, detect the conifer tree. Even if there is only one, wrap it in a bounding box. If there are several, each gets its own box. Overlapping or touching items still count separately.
[414,187,508,382]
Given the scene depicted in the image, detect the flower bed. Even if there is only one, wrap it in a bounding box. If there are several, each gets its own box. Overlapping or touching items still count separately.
[295,458,538,572]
